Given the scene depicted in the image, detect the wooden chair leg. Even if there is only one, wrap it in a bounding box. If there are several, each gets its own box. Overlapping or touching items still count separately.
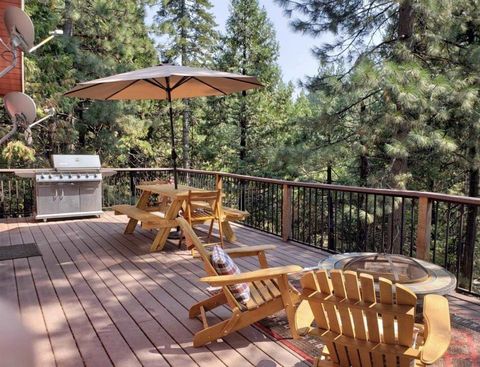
[217,218,224,247]
[193,319,231,347]
[189,292,228,318]
[207,219,214,242]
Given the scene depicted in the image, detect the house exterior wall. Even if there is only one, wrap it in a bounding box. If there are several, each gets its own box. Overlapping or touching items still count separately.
[0,0,24,97]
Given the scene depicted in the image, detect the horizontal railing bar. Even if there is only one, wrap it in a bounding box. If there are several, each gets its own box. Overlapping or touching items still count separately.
[4,167,479,206]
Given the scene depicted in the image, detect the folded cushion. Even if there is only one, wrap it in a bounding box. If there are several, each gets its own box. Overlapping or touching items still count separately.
[211,245,250,305]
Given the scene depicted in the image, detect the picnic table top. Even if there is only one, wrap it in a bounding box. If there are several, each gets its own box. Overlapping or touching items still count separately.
[136,184,208,198]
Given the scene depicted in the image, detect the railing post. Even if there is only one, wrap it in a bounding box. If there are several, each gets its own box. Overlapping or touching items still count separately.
[416,196,432,261]
[282,184,292,241]
[215,174,223,190]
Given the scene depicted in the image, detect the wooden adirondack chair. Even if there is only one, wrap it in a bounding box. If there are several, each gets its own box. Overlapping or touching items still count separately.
[297,269,451,367]
[176,217,304,347]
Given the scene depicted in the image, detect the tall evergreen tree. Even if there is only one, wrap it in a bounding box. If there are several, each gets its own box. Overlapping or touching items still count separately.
[153,0,219,169]
[213,0,291,175]
[23,0,159,168]
[275,0,460,190]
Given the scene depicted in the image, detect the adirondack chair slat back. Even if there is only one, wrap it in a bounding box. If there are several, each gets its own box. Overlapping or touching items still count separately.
[176,217,243,310]
[301,269,418,367]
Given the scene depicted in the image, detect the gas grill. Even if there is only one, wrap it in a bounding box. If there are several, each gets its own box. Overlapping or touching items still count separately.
[33,154,111,221]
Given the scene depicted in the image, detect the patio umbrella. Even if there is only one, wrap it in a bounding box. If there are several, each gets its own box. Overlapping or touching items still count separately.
[64,64,263,188]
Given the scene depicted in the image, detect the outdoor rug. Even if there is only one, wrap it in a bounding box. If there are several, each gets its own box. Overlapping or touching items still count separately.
[0,243,42,261]
[254,307,480,367]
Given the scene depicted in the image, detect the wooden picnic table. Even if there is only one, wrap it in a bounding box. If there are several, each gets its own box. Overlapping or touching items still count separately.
[118,183,246,252]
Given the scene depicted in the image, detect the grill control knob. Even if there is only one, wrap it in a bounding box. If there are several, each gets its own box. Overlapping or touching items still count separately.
[77,174,81,178]
[48,175,52,179]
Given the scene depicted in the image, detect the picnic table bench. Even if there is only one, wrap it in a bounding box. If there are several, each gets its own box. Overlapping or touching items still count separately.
[112,184,249,252]
[112,204,177,229]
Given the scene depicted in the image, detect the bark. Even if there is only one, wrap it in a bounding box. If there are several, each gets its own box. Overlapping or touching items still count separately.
[182,101,190,169]
[387,1,414,253]
[63,0,74,37]
[327,160,335,251]
[180,0,190,169]
[390,0,414,188]
[359,103,369,186]
[397,0,414,41]
[462,145,479,285]
[239,91,247,166]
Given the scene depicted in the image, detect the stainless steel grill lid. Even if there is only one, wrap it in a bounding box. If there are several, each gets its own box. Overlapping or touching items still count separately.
[343,254,430,284]
[52,155,101,171]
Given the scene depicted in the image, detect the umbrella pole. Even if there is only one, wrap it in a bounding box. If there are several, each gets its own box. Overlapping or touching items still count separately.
[166,85,179,189]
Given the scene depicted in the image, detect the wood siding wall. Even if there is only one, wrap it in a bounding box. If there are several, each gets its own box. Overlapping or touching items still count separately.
[0,0,24,97]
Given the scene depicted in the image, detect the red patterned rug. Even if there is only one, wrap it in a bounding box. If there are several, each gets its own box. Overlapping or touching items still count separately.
[254,309,480,366]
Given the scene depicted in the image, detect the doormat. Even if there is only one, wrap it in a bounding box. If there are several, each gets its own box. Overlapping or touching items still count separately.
[254,310,480,366]
[0,243,42,261]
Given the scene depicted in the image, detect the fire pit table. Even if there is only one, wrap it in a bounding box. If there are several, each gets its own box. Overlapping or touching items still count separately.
[318,252,456,297]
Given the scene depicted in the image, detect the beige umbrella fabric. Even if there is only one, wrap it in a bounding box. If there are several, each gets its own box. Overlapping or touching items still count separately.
[65,64,262,100]
[65,64,263,187]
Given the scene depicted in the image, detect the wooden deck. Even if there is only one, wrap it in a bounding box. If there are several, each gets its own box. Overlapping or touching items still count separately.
[0,211,478,367]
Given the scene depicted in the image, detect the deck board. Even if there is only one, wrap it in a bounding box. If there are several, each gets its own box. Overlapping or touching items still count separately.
[1,212,476,366]
[98,213,308,366]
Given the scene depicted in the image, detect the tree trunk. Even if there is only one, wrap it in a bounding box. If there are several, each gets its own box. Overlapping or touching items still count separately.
[390,0,414,188]
[359,103,369,186]
[63,0,74,37]
[359,155,369,186]
[462,145,479,286]
[180,0,190,169]
[182,101,190,169]
[327,161,335,251]
[397,0,414,42]
[239,91,247,168]
[386,4,415,253]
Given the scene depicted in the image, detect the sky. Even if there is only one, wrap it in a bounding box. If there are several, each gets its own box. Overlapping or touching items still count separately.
[146,1,323,89]
[209,0,320,87]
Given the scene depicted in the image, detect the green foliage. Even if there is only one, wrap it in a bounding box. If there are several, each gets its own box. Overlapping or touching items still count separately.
[152,0,219,168]
[153,0,219,66]
[16,0,159,167]
[276,0,480,194]
[196,0,294,176]
[2,141,36,167]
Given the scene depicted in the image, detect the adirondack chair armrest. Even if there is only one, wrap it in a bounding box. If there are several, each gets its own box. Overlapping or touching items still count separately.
[200,265,303,286]
[420,294,451,365]
[222,244,276,258]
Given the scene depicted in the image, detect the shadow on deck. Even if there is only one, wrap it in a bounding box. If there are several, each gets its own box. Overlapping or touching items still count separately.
[0,211,478,367]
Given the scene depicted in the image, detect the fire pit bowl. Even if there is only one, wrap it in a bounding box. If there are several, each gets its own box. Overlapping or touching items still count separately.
[319,252,456,297]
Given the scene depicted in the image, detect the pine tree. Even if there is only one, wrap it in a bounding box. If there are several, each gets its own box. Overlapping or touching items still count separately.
[215,0,291,175]
[23,0,159,167]
[153,0,219,169]
[274,0,461,189]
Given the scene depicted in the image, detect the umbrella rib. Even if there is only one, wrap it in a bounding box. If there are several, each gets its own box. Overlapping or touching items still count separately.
[146,78,167,90]
[105,80,140,100]
[224,77,263,87]
[63,83,102,96]
[171,76,191,90]
[191,77,227,95]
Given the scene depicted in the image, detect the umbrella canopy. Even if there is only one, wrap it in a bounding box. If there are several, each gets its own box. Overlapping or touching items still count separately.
[65,64,263,188]
[65,64,262,100]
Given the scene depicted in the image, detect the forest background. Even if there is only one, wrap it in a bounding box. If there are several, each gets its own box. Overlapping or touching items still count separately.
[1,0,479,200]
